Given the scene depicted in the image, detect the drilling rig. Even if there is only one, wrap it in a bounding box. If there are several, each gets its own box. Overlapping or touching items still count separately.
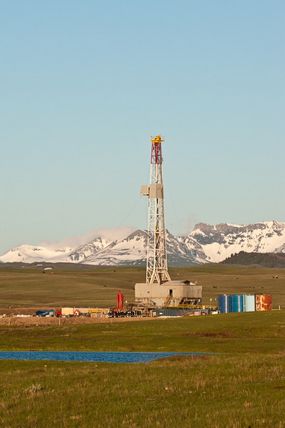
[135,136,202,307]
[141,135,170,284]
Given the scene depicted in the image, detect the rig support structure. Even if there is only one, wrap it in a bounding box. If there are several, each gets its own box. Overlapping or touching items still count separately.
[135,135,202,307]
[141,135,171,285]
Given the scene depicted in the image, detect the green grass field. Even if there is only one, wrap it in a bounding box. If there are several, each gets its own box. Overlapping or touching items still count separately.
[0,311,285,427]
[0,264,284,308]
[0,265,284,427]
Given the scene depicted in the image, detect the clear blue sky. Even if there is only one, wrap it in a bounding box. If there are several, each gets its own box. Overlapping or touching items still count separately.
[1,0,284,252]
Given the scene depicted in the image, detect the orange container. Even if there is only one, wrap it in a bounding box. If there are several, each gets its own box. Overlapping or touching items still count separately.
[255,294,272,311]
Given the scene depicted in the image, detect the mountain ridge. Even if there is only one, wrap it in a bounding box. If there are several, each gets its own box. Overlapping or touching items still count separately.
[1,220,285,266]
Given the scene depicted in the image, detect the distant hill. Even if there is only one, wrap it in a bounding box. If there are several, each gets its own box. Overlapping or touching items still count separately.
[222,251,285,268]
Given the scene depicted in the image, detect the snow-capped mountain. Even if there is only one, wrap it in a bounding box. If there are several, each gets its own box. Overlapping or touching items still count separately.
[1,221,285,265]
[188,221,285,263]
[69,237,113,263]
[0,244,73,264]
[67,230,198,266]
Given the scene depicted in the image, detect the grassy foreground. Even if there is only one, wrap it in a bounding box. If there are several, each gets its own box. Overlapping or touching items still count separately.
[0,311,285,427]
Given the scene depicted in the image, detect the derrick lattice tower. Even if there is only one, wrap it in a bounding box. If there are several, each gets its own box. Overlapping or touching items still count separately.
[141,135,171,284]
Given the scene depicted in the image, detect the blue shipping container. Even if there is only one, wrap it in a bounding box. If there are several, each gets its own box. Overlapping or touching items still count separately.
[218,295,229,313]
[229,294,243,312]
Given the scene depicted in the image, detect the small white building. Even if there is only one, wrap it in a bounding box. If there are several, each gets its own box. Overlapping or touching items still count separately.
[135,280,202,307]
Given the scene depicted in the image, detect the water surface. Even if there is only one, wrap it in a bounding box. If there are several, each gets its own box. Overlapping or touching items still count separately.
[0,351,209,363]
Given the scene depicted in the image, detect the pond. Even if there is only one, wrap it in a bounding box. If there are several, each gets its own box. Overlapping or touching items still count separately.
[0,351,210,363]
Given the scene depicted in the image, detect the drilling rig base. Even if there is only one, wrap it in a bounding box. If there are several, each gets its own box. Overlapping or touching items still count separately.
[135,280,202,307]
